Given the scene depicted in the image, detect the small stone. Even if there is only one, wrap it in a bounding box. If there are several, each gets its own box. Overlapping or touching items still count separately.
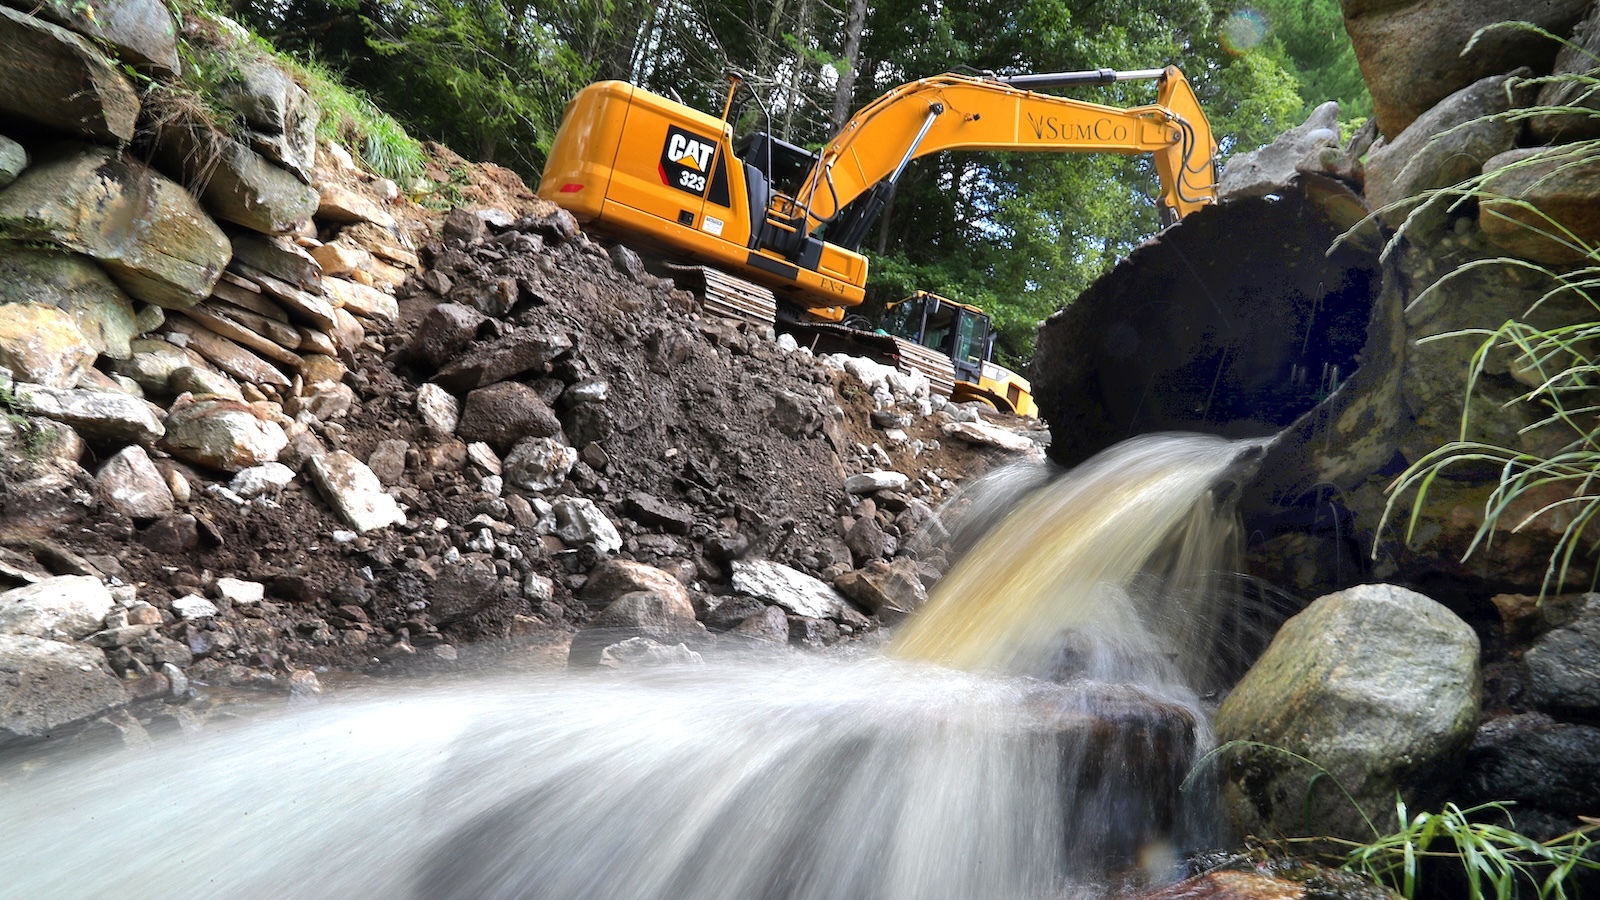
[844,471,910,494]
[415,383,460,435]
[229,461,295,498]
[95,445,175,519]
[171,593,218,620]
[215,578,264,605]
[306,450,407,532]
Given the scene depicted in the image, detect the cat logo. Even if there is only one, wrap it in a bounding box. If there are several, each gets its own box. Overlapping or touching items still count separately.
[660,126,716,197]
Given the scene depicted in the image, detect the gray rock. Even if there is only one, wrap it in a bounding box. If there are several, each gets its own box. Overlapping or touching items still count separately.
[844,470,909,494]
[1530,3,1600,144]
[433,330,573,392]
[941,420,1040,454]
[457,381,563,453]
[217,56,318,181]
[215,577,264,605]
[552,497,621,554]
[95,445,174,519]
[407,302,487,370]
[591,589,699,635]
[228,231,323,295]
[0,134,26,189]
[731,559,851,620]
[0,0,178,73]
[561,376,609,408]
[1525,594,1600,713]
[1341,0,1589,139]
[13,381,164,446]
[502,436,575,492]
[608,243,647,281]
[1214,583,1480,841]
[0,575,113,639]
[150,110,319,235]
[113,338,220,396]
[161,395,287,471]
[624,492,693,534]
[0,144,229,309]
[0,247,138,369]
[0,634,126,746]
[1219,101,1341,200]
[0,7,140,141]
[1364,72,1523,226]
[833,558,927,619]
[170,593,218,620]
[596,637,703,668]
[1479,146,1600,266]
[844,514,891,565]
[306,450,406,532]
[441,207,488,245]
[367,439,409,485]
[414,383,460,436]
[228,461,295,498]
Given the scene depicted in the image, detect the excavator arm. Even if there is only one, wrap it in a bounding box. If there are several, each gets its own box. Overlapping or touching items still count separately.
[784,66,1217,235]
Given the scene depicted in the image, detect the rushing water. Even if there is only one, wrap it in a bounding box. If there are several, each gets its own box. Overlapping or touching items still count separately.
[0,433,1267,899]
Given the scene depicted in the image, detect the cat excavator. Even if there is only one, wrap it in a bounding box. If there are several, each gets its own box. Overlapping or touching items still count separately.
[536,66,1218,415]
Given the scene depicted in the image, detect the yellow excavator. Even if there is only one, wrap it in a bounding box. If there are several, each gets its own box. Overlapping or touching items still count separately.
[537,66,1218,415]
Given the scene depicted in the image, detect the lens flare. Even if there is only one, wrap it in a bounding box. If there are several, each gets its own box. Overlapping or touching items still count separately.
[1221,9,1268,55]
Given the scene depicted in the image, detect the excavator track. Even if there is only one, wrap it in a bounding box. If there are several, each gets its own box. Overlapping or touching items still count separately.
[663,264,777,329]
[888,338,957,399]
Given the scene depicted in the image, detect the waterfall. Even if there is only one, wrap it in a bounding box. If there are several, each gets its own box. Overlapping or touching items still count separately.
[0,434,1267,899]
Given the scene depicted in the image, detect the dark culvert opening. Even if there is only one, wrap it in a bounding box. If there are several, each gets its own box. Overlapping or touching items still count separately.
[1031,185,1381,470]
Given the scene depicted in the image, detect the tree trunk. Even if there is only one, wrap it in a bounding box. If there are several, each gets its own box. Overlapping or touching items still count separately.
[829,0,867,132]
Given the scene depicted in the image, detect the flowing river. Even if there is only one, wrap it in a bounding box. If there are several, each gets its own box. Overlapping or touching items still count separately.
[0,433,1268,899]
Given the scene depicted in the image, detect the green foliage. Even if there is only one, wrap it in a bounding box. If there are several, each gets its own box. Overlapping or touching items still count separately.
[1342,800,1600,900]
[293,59,425,181]
[1225,0,1372,119]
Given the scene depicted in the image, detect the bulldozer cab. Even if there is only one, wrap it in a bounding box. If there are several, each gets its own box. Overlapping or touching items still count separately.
[881,291,995,384]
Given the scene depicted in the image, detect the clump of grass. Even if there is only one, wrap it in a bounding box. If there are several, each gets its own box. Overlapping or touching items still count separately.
[290,57,426,183]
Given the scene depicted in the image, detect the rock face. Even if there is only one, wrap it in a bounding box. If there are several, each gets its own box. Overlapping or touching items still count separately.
[0,145,230,309]
[2,0,178,73]
[1530,3,1600,143]
[0,6,141,141]
[0,633,126,746]
[1215,584,1480,841]
[1340,0,1590,138]
[150,110,320,235]
[1524,594,1600,714]
[1479,146,1600,265]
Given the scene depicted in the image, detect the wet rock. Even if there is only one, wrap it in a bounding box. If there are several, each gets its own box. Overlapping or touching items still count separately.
[833,559,927,620]
[161,395,287,471]
[1341,0,1588,139]
[0,575,112,639]
[1136,865,1398,899]
[0,135,25,188]
[844,514,891,565]
[0,7,140,141]
[596,637,703,668]
[502,436,575,492]
[625,492,693,535]
[414,383,460,436]
[0,144,229,308]
[4,0,178,73]
[407,303,486,370]
[429,568,503,623]
[731,605,790,643]
[0,634,126,746]
[150,110,319,235]
[13,381,164,446]
[457,382,563,453]
[552,497,621,554]
[95,445,174,520]
[1364,72,1523,226]
[0,245,138,363]
[1530,4,1600,143]
[216,56,317,181]
[731,559,852,620]
[844,470,909,494]
[306,450,406,532]
[1479,146,1600,266]
[1459,712,1600,829]
[1220,101,1341,199]
[1215,583,1480,842]
[1524,594,1600,714]
[433,330,573,392]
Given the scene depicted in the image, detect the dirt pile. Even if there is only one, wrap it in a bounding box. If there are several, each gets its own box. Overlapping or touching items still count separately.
[0,149,1047,746]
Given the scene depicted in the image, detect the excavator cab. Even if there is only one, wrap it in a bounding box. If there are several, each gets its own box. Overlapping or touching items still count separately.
[880,292,1037,416]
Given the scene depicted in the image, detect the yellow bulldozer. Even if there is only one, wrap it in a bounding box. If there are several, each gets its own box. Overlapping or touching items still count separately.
[537,66,1218,416]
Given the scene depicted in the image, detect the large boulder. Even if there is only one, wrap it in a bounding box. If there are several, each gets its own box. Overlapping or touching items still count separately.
[456,382,563,453]
[12,380,164,446]
[0,575,112,639]
[1340,0,1590,139]
[0,633,126,746]
[0,144,230,309]
[149,108,319,235]
[216,56,318,182]
[0,6,140,141]
[1364,72,1524,225]
[160,394,287,471]
[1479,146,1600,266]
[95,445,175,520]
[731,559,854,621]
[0,247,138,368]
[0,0,178,73]
[0,305,96,389]
[1214,584,1480,841]
[1524,594,1600,714]
[1219,101,1341,200]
